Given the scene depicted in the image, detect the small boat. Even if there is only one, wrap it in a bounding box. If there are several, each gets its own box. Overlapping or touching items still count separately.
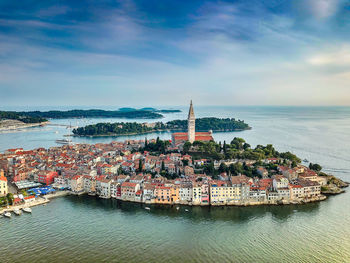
[303,159,309,162]
[176,207,180,210]
[22,207,32,213]
[55,139,71,145]
[4,212,11,218]
[13,209,22,216]
[145,207,151,211]
[185,209,189,212]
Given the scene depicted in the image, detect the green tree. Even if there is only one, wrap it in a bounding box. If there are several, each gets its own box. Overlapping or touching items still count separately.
[309,163,322,172]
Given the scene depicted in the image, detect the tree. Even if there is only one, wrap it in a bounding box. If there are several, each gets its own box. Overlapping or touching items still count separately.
[161,161,165,171]
[138,159,143,173]
[183,142,192,153]
[223,140,227,153]
[6,193,14,205]
[309,163,322,172]
[219,162,227,173]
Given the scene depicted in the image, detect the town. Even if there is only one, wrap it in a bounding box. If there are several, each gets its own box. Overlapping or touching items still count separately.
[0,137,342,208]
[0,102,347,212]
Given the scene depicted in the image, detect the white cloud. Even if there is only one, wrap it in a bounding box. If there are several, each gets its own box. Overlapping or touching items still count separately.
[307,0,342,19]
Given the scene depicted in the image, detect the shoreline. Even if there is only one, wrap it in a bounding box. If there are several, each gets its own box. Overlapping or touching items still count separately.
[0,190,70,214]
[71,128,251,137]
[0,121,49,133]
[0,186,345,216]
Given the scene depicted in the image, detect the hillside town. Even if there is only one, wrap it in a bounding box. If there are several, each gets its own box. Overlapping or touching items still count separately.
[0,138,336,207]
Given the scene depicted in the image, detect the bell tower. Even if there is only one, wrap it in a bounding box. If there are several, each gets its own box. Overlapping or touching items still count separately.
[188,100,195,143]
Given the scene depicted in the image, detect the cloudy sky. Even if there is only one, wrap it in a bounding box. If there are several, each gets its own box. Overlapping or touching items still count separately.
[1,0,350,107]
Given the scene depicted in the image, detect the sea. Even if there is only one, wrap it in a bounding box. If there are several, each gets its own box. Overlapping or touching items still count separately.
[0,106,350,263]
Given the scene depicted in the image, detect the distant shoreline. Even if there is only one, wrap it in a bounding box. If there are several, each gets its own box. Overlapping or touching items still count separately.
[71,127,251,137]
[0,120,49,132]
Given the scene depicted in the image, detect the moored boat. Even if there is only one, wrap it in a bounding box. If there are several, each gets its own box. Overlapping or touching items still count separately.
[22,207,32,213]
[145,207,151,211]
[13,209,22,216]
[55,139,71,145]
[4,212,11,218]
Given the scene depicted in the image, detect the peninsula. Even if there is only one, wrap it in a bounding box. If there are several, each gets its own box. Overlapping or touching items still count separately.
[0,137,347,213]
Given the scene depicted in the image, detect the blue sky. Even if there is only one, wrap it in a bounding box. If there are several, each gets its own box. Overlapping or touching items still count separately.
[1,0,350,106]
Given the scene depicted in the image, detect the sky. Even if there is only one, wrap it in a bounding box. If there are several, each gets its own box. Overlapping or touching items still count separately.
[0,0,350,107]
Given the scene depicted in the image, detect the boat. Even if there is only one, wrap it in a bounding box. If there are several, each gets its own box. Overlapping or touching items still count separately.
[55,139,71,145]
[176,207,180,210]
[4,212,11,218]
[145,207,151,211]
[185,209,189,212]
[303,159,309,162]
[22,207,32,213]
[13,209,22,216]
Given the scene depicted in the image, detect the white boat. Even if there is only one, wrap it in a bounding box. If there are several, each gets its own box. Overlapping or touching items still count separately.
[176,207,180,210]
[13,209,22,216]
[185,209,189,212]
[145,207,151,211]
[55,139,71,145]
[4,212,11,218]
[22,207,32,213]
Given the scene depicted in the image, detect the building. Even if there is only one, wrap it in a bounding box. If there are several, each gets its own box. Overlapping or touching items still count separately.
[70,175,84,193]
[0,174,8,196]
[172,101,213,146]
[188,100,196,143]
[121,182,140,201]
[38,171,58,185]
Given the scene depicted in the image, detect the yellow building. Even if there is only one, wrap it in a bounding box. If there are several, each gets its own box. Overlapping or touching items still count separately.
[154,185,179,204]
[0,170,8,196]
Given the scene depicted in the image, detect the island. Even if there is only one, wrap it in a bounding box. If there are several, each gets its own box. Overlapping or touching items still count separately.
[0,111,48,131]
[0,137,348,215]
[0,108,182,125]
[71,117,251,136]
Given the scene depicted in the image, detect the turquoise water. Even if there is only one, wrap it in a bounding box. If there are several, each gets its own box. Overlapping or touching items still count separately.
[0,106,350,262]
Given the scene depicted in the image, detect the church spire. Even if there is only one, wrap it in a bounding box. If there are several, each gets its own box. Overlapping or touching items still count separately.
[188,100,195,119]
[188,100,195,143]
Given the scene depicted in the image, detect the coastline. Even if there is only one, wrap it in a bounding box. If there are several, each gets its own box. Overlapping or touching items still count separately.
[71,127,251,137]
[0,120,49,133]
[0,190,70,214]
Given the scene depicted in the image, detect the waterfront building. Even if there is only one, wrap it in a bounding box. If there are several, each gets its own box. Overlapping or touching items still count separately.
[110,181,119,198]
[179,183,192,203]
[277,187,290,200]
[99,178,112,198]
[143,183,156,203]
[192,182,202,205]
[0,173,8,196]
[70,175,84,193]
[289,184,304,200]
[200,182,210,204]
[121,182,140,201]
[83,175,96,194]
[154,186,171,204]
[299,179,321,199]
[249,186,267,202]
[38,171,58,185]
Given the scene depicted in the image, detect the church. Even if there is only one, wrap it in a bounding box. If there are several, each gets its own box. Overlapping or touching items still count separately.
[171,101,213,147]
